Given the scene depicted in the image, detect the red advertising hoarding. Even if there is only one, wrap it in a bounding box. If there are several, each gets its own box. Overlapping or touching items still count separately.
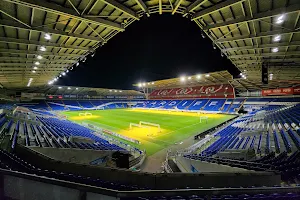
[293,86,300,95]
[149,84,234,99]
[262,87,294,96]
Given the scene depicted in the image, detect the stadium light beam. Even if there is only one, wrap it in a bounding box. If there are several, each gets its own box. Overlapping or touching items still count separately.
[37,55,43,60]
[76,88,78,90]
[33,66,38,70]
[205,74,210,77]
[62,72,66,76]
[151,82,154,85]
[67,87,71,90]
[32,70,36,73]
[188,76,192,80]
[138,83,142,87]
[58,87,62,89]
[196,74,201,79]
[180,76,186,82]
[34,61,40,65]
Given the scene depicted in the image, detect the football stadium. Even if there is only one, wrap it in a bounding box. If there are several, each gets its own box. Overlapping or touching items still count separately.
[0,0,300,199]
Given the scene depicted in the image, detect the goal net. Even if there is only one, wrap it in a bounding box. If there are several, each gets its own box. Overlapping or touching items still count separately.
[139,121,161,132]
[79,112,92,116]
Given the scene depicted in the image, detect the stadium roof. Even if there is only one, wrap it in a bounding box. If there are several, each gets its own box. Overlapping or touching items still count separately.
[0,0,299,91]
[134,70,233,89]
[15,85,143,96]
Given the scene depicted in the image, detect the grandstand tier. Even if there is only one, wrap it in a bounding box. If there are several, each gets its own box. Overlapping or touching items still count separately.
[1,94,300,200]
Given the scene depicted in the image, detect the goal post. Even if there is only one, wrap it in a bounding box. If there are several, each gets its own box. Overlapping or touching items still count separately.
[129,123,151,136]
[79,112,92,116]
[129,123,140,129]
[139,121,161,132]
[200,116,208,123]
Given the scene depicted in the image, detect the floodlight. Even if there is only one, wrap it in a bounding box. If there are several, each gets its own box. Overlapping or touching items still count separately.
[213,43,216,49]
[44,33,51,40]
[67,87,71,90]
[272,47,279,53]
[27,78,33,87]
[151,82,154,84]
[58,87,62,89]
[196,74,201,79]
[39,46,46,51]
[138,83,142,87]
[205,74,210,77]
[33,66,38,70]
[37,55,43,59]
[180,76,186,82]
[188,76,191,80]
[62,72,66,76]
[34,61,40,65]
[276,14,285,24]
[273,35,281,42]
[32,70,36,73]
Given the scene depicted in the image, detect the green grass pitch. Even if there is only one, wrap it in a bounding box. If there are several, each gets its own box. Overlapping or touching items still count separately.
[61,109,234,156]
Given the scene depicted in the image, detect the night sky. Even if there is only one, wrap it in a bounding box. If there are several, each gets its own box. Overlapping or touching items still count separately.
[59,14,238,90]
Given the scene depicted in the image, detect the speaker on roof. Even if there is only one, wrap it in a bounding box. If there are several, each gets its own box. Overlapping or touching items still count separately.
[262,63,268,84]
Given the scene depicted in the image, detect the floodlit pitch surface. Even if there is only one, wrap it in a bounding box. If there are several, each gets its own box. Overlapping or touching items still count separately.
[62,109,234,155]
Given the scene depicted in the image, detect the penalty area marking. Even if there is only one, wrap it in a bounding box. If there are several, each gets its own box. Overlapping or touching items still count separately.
[151,121,203,138]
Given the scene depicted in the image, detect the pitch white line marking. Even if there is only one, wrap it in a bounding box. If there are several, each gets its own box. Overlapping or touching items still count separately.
[150,121,202,138]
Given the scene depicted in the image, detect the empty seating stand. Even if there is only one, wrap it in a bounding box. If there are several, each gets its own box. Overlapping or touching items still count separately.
[32,117,125,151]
